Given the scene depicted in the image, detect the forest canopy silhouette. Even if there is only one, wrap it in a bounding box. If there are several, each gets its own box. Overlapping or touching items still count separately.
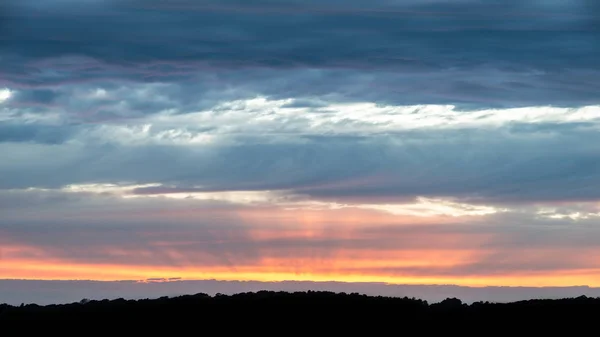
[1,291,598,333]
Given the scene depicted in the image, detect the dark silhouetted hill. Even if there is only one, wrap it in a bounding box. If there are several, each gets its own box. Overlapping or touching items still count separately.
[1,291,598,334]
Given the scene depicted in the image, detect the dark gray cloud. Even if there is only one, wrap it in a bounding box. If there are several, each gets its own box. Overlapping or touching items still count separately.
[8,89,59,105]
[0,122,76,144]
[1,0,599,109]
[3,125,600,204]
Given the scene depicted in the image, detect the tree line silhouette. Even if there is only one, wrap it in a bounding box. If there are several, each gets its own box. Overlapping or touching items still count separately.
[1,291,598,333]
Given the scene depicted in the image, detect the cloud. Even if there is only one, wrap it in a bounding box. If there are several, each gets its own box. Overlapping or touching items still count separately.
[1,0,600,289]
[355,197,505,217]
[8,88,59,105]
[2,114,600,204]
[1,188,600,287]
[0,122,76,144]
[1,0,599,109]
[1,182,506,218]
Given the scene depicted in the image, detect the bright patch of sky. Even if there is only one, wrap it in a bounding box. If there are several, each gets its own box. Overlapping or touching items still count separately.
[0,88,12,103]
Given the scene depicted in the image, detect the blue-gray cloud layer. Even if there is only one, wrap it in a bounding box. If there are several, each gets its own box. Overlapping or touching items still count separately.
[2,125,600,204]
[1,0,599,109]
[1,0,599,204]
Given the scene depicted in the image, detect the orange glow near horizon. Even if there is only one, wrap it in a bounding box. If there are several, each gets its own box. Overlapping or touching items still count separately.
[2,259,600,288]
[2,254,600,288]
[2,204,600,288]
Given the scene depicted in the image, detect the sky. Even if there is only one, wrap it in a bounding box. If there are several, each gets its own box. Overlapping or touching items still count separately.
[3,279,600,306]
[1,0,600,302]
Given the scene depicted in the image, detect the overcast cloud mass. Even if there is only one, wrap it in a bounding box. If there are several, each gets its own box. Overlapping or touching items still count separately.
[1,0,600,303]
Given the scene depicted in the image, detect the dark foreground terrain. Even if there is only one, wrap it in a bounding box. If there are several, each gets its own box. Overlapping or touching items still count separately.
[2,291,599,334]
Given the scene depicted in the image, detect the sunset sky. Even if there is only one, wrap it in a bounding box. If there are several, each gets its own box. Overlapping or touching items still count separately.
[1,0,600,296]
